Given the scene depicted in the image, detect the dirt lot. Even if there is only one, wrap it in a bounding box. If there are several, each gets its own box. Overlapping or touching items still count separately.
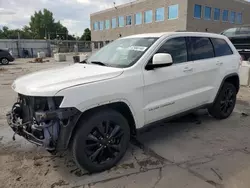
[1,59,250,188]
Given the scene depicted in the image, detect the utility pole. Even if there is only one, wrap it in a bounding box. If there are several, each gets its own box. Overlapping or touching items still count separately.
[17,31,20,58]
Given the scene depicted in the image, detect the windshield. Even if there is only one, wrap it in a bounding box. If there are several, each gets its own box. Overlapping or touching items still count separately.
[86,37,158,68]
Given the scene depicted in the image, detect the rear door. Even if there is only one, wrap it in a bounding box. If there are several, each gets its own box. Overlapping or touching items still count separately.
[186,36,221,104]
[210,37,240,100]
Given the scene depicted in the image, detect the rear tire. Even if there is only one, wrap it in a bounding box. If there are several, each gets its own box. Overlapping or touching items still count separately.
[208,82,236,119]
[72,109,130,173]
[1,58,9,65]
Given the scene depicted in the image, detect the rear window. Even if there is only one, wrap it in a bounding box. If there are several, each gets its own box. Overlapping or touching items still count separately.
[211,38,233,57]
[188,37,214,61]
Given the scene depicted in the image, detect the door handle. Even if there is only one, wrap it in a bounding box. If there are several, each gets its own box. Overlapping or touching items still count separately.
[183,67,193,72]
[216,62,223,66]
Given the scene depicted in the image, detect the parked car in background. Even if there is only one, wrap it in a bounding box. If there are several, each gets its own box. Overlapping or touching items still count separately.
[220,25,250,61]
[0,49,15,65]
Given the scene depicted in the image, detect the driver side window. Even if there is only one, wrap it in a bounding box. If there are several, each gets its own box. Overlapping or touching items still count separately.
[156,37,188,64]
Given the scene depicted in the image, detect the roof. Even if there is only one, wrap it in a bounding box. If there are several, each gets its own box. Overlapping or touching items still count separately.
[91,0,250,16]
[123,32,175,38]
[122,32,226,39]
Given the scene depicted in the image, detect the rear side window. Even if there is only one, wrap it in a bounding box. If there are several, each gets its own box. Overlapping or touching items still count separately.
[211,38,233,57]
[238,27,250,35]
[156,37,187,64]
[188,37,214,61]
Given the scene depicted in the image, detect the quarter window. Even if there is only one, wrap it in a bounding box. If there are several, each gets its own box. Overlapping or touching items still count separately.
[188,37,214,61]
[135,12,142,25]
[155,7,164,21]
[222,10,229,22]
[236,13,242,24]
[118,16,124,27]
[99,21,104,30]
[194,4,202,18]
[211,38,233,57]
[230,11,236,23]
[168,4,179,19]
[112,18,117,28]
[126,15,132,25]
[144,10,153,23]
[204,6,211,20]
[105,20,110,29]
[156,37,187,64]
[214,8,220,21]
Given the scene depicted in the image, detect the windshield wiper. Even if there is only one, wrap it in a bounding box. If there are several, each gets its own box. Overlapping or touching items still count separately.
[90,61,107,66]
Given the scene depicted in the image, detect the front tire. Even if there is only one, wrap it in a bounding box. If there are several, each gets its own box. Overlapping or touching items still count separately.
[72,109,130,173]
[1,58,9,65]
[208,82,236,119]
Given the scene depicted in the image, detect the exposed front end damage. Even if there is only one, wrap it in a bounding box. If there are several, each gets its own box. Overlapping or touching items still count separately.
[6,94,81,151]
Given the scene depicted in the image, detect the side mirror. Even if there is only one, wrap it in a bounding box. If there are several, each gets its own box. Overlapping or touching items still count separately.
[146,53,173,70]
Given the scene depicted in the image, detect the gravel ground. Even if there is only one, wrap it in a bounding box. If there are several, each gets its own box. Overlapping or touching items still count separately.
[1,59,250,188]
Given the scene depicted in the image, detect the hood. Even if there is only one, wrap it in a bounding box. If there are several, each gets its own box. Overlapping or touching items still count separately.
[12,63,123,96]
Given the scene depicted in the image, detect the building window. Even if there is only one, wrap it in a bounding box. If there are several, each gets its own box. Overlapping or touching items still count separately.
[214,8,220,21]
[135,12,142,25]
[236,13,242,24]
[99,21,104,30]
[222,10,229,22]
[168,4,179,19]
[194,4,202,18]
[204,6,211,20]
[155,7,164,21]
[93,22,99,31]
[105,20,110,29]
[126,15,132,25]
[144,10,152,23]
[230,11,236,23]
[112,17,117,28]
[118,16,124,27]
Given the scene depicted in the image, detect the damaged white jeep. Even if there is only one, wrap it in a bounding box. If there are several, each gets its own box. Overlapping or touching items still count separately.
[7,32,241,173]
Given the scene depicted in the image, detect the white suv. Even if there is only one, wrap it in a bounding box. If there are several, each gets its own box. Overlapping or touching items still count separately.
[7,32,241,172]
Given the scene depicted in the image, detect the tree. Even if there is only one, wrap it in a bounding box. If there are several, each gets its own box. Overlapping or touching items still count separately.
[0,9,79,40]
[80,28,91,41]
[29,9,69,39]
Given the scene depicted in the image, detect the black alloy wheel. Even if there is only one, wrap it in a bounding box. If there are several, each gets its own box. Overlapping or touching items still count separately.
[72,109,130,173]
[85,120,124,164]
[220,88,235,115]
[208,82,236,119]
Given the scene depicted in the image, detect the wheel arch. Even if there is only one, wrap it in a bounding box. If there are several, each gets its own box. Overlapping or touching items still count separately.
[214,73,240,103]
[66,101,137,150]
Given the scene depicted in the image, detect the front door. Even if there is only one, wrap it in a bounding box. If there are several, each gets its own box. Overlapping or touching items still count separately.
[143,37,197,124]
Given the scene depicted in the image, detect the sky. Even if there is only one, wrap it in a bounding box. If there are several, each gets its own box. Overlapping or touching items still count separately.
[0,0,132,36]
[0,0,250,36]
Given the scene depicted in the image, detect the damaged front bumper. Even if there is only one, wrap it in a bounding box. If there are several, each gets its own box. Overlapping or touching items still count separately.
[6,94,81,151]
